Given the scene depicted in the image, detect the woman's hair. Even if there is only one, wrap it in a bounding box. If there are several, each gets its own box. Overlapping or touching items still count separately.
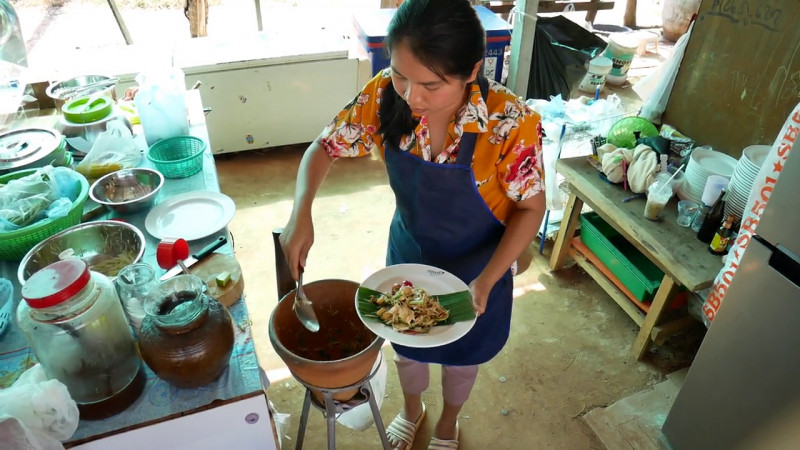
[378,0,486,148]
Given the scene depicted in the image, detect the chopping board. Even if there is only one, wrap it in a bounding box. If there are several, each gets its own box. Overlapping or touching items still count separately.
[189,253,244,308]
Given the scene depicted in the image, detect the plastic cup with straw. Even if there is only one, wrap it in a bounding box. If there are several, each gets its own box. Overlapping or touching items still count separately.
[645,164,685,221]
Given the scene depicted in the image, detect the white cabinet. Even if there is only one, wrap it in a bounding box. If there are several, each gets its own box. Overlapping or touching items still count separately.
[185,57,358,153]
[171,31,360,154]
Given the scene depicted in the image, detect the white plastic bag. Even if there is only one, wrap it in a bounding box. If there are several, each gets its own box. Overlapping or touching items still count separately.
[336,352,387,431]
[636,22,694,123]
[0,363,79,448]
[75,120,141,178]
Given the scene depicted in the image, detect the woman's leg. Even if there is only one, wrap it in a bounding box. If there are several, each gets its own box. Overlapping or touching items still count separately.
[389,353,430,448]
[394,353,429,420]
[435,364,480,440]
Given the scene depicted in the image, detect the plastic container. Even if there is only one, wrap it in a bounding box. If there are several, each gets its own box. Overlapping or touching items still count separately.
[579,212,664,301]
[603,33,639,85]
[353,5,512,83]
[578,56,613,94]
[135,68,190,147]
[16,259,145,419]
[146,135,205,178]
[56,95,133,153]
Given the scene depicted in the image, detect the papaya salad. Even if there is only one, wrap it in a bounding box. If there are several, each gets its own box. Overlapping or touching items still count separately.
[369,281,449,333]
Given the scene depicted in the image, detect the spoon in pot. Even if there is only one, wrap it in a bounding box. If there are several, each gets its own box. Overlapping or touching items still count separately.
[294,271,320,333]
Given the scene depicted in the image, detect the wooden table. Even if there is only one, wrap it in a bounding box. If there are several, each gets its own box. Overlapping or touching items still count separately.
[549,157,723,360]
[0,93,279,449]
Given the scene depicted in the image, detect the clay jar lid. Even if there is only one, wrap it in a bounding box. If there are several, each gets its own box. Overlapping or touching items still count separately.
[22,259,91,309]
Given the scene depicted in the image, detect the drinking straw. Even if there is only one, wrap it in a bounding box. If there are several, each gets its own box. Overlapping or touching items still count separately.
[657,163,685,195]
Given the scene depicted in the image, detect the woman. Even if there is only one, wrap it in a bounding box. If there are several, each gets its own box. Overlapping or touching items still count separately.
[280,0,545,448]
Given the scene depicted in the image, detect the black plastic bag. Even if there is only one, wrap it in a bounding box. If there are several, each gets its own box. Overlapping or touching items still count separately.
[526,15,607,100]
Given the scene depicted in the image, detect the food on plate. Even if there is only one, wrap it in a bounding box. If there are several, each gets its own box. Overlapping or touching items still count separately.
[369,281,450,333]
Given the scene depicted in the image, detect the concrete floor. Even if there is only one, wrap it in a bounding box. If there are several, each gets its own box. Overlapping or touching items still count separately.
[215,131,701,449]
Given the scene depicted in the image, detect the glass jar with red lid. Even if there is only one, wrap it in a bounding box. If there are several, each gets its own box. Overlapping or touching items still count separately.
[16,258,145,420]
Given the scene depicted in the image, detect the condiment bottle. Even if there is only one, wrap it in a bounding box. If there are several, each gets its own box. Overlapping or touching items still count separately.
[16,259,146,420]
[709,214,736,255]
[697,189,727,243]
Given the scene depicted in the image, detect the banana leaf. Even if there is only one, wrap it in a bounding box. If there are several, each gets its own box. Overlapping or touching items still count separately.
[356,286,476,327]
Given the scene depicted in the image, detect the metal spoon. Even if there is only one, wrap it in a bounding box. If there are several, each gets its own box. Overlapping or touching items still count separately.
[293,271,320,333]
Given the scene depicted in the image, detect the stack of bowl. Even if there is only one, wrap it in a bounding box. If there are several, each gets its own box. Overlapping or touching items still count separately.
[724,145,770,221]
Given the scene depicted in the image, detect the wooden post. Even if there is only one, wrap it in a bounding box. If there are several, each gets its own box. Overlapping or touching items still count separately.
[506,0,538,96]
[624,0,637,28]
[185,0,209,38]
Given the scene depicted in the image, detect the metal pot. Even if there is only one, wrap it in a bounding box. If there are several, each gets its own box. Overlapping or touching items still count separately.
[0,127,68,174]
[46,75,118,111]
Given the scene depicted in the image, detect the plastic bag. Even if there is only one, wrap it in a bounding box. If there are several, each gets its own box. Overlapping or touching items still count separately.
[526,15,607,100]
[336,352,388,431]
[0,363,79,448]
[0,166,63,231]
[75,120,141,179]
[636,22,694,123]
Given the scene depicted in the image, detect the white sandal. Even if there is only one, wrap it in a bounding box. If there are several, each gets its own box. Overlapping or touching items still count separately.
[427,421,459,450]
[386,403,427,450]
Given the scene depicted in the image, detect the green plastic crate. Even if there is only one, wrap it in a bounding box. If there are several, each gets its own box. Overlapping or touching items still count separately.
[579,212,664,301]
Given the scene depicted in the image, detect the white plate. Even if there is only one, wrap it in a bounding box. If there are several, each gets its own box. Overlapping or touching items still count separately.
[356,263,476,348]
[691,148,738,177]
[145,191,236,241]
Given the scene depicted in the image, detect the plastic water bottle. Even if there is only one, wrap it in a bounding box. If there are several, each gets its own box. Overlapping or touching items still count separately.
[135,68,190,147]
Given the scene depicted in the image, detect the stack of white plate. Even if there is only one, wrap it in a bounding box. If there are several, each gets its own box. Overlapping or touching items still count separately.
[677,147,737,204]
[725,145,770,221]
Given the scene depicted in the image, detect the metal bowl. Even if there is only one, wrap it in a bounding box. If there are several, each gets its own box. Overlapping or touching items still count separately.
[18,220,146,285]
[90,168,164,214]
[46,75,118,110]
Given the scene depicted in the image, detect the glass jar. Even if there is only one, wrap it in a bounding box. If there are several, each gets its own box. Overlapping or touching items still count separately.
[115,263,158,335]
[138,274,234,389]
[17,259,146,420]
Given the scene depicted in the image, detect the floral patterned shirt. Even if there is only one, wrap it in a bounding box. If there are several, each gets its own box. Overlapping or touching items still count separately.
[319,69,544,223]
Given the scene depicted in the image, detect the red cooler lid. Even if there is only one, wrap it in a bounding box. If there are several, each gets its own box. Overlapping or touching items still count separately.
[22,259,91,309]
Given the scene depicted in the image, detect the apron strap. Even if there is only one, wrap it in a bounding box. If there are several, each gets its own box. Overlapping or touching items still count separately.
[455,75,490,166]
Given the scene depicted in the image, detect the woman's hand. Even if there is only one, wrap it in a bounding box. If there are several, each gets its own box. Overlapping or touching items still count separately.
[469,276,494,317]
[279,212,314,281]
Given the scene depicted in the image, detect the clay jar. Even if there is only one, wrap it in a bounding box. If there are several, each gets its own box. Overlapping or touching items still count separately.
[138,274,234,388]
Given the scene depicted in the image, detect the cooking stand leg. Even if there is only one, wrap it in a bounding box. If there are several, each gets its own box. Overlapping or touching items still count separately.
[362,380,391,449]
[295,389,312,450]
[322,391,337,450]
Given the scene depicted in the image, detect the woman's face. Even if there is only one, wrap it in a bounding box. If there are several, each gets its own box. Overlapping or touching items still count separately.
[389,41,478,119]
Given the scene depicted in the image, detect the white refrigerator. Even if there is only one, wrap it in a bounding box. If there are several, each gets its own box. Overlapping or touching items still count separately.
[662,146,800,448]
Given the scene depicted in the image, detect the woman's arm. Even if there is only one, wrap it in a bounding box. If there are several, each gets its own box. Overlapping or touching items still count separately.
[279,137,336,280]
[471,193,546,315]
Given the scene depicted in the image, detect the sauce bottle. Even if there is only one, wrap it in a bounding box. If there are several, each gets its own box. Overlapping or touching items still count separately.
[709,214,736,255]
[697,189,727,243]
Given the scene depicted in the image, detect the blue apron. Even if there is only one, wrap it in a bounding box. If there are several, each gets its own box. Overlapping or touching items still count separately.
[384,77,514,366]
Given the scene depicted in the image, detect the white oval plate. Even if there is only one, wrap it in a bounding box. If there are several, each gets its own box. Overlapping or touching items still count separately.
[356,263,476,348]
[145,191,235,241]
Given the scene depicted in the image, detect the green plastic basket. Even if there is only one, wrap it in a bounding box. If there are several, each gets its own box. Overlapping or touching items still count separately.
[579,212,664,301]
[146,136,206,179]
[0,168,90,261]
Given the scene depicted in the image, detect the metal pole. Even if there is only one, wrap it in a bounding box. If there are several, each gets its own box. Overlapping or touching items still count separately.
[254,0,263,32]
[105,0,133,45]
